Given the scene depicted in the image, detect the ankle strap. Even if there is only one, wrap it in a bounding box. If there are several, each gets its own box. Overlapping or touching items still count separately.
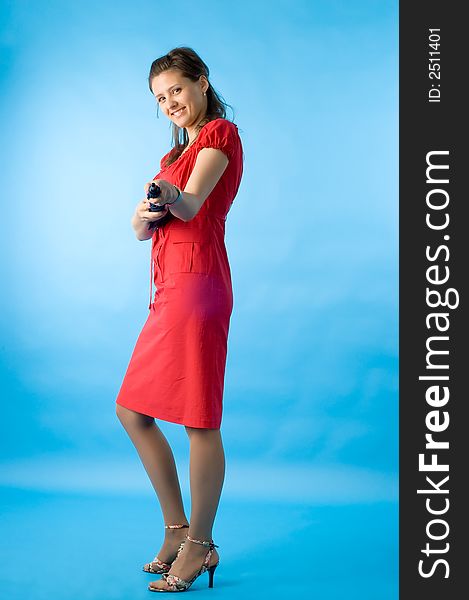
[186,533,219,548]
[165,523,189,529]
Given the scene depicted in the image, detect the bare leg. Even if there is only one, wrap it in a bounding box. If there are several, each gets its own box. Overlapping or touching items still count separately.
[149,426,224,590]
[115,404,189,564]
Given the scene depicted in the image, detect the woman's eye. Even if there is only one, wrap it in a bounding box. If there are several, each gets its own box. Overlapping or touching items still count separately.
[158,88,180,102]
[157,88,180,102]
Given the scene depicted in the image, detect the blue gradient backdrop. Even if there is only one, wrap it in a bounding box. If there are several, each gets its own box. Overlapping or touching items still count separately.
[1,1,398,598]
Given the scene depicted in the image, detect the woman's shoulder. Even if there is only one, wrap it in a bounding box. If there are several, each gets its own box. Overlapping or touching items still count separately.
[196,118,241,161]
[159,118,241,169]
[200,117,239,135]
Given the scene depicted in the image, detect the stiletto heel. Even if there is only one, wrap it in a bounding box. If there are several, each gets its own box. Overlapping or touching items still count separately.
[148,534,220,592]
[207,563,218,588]
[143,523,189,574]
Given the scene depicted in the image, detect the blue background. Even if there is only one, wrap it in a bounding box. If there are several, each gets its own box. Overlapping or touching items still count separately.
[0,1,398,598]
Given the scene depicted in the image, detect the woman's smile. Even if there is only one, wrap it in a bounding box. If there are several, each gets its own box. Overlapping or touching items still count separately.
[171,107,186,117]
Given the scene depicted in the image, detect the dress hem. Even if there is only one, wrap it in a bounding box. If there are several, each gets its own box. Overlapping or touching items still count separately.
[115,398,221,429]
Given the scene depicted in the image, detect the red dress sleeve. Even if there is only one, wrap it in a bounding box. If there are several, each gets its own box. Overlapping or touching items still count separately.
[196,118,239,161]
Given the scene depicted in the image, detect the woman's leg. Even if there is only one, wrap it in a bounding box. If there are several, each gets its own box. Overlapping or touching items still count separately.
[149,426,224,590]
[115,404,189,562]
[186,427,225,541]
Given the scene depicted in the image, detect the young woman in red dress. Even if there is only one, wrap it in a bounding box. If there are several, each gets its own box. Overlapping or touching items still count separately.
[115,47,243,592]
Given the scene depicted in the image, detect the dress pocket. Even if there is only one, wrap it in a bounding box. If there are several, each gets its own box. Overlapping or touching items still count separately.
[167,241,195,273]
[166,227,213,274]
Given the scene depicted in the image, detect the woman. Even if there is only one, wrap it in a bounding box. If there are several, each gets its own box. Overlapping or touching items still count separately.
[115,47,244,593]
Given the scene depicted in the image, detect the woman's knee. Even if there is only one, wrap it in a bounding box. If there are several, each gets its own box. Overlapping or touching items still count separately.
[116,403,154,428]
[185,425,221,439]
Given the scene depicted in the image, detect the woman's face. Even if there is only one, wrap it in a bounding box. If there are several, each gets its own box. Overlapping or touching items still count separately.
[151,70,208,128]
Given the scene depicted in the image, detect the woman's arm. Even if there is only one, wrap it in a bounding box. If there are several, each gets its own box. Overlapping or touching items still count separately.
[166,148,229,222]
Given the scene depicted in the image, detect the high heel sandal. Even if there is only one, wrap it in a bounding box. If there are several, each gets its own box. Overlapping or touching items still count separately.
[143,524,189,574]
[148,534,219,592]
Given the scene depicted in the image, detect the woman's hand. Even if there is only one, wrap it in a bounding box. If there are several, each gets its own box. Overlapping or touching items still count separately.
[135,179,178,225]
[131,199,168,240]
[131,181,175,240]
[144,179,179,205]
[135,197,169,225]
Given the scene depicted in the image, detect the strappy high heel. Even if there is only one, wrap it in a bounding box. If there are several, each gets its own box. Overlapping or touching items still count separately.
[143,524,189,574]
[148,533,219,592]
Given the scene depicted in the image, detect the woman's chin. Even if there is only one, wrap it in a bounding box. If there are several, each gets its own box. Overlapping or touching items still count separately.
[171,110,189,125]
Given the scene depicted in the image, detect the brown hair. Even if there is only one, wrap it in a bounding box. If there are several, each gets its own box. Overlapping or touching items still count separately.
[148,47,234,168]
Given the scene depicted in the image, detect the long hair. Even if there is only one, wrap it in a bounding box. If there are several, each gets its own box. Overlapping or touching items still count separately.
[148,47,234,168]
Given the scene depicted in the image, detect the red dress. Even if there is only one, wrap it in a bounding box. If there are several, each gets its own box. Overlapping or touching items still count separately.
[115,118,243,428]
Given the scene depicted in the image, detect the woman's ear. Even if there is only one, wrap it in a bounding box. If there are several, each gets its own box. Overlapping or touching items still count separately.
[200,75,209,95]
